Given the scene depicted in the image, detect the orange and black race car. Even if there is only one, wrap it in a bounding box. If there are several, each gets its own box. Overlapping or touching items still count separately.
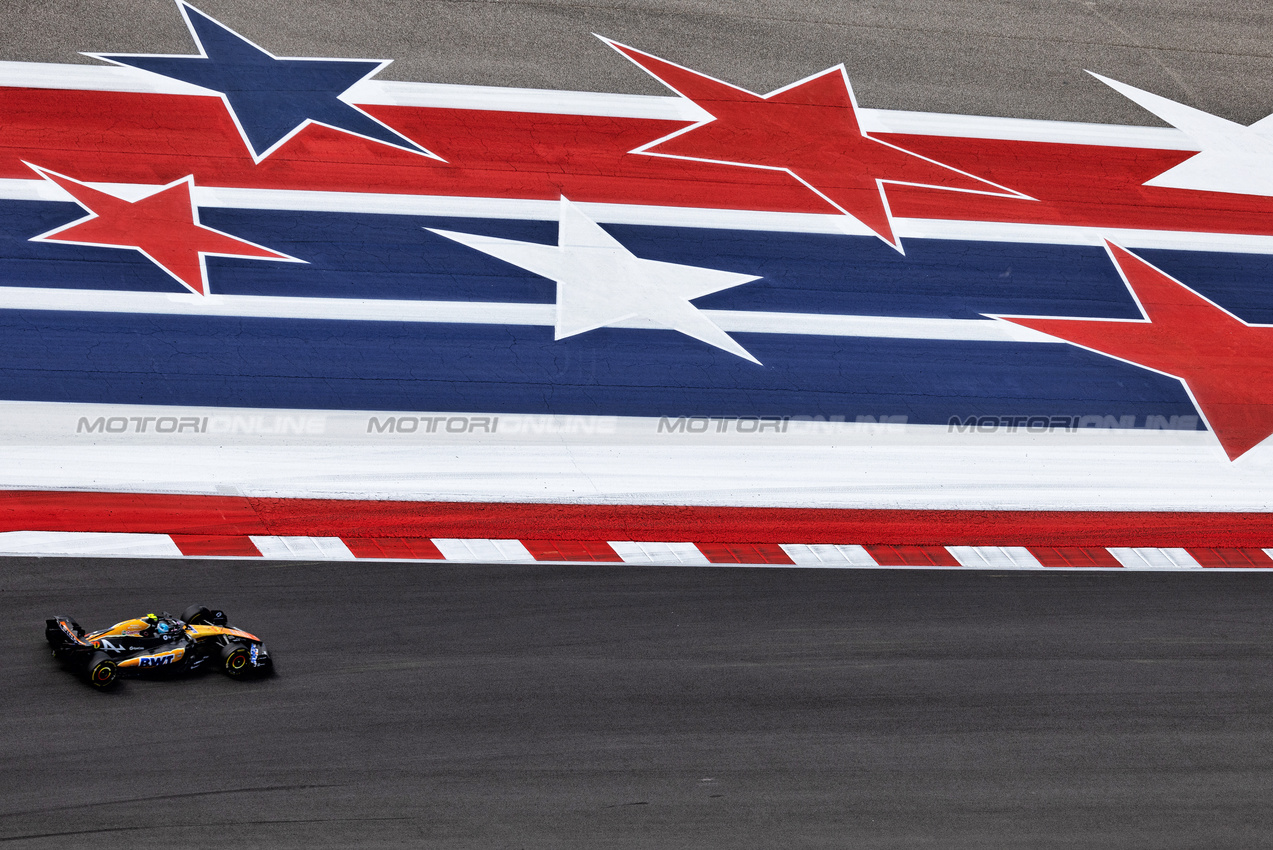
[45,605,272,689]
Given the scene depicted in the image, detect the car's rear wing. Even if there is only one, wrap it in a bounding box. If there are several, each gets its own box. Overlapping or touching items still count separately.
[45,616,91,649]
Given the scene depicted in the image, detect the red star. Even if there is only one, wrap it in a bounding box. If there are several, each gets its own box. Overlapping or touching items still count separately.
[28,163,294,295]
[997,242,1273,460]
[601,38,1025,251]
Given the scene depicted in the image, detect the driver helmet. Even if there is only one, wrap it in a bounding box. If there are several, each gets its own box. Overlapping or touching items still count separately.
[142,612,175,637]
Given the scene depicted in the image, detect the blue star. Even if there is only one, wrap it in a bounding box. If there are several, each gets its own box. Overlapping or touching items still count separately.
[89,1,437,162]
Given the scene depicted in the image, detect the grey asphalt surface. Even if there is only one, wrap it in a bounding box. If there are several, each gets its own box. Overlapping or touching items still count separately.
[3,559,1273,848]
[0,0,1271,125]
[3,0,1273,846]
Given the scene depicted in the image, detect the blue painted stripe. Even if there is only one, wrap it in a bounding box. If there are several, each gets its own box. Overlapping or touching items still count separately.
[1135,248,1273,325]
[0,309,1201,426]
[5,201,1270,323]
[608,225,1140,320]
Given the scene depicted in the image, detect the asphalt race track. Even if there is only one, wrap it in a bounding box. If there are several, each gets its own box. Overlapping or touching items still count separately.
[2,0,1272,126]
[4,0,1273,846]
[3,558,1273,847]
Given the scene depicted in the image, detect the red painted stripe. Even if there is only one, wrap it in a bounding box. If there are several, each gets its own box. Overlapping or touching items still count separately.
[864,545,960,567]
[341,537,445,560]
[0,491,268,534]
[1185,548,1273,568]
[522,540,622,562]
[169,534,261,557]
[696,543,795,565]
[2,89,1273,237]
[1028,547,1123,568]
[0,90,816,212]
[2,491,1273,547]
[876,134,1273,235]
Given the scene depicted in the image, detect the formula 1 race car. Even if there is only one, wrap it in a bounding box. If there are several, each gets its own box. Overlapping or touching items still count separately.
[45,605,273,689]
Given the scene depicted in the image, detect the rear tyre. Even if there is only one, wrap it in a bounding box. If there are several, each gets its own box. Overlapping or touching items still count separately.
[220,644,251,678]
[180,604,212,625]
[86,653,118,689]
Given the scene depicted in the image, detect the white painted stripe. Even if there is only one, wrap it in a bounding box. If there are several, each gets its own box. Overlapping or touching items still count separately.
[430,538,534,562]
[0,534,1254,569]
[0,60,1197,150]
[347,79,1199,148]
[715,311,1050,342]
[14,177,1273,255]
[1108,547,1203,569]
[0,60,218,96]
[248,536,356,560]
[10,172,1273,254]
[0,439,1261,512]
[780,543,877,566]
[947,546,1045,569]
[608,541,711,565]
[862,109,1194,149]
[0,286,556,325]
[896,219,1273,256]
[0,530,182,557]
[348,79,707,121]
[202,190,880,237]
[0,286,1055,344]
[3,178,883,236]
[350,81,1194,149]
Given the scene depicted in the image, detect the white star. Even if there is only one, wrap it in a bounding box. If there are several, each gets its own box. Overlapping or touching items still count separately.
[1090,71,1273,197]
[427,197,763,363]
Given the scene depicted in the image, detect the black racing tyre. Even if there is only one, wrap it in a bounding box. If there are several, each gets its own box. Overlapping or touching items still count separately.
[220,643,251,677]
[86,653,118,689]
[180,604,212,625]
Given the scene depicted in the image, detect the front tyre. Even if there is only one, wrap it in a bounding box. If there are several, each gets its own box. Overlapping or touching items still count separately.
[220,644,251,678]
[86,653,118,689]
